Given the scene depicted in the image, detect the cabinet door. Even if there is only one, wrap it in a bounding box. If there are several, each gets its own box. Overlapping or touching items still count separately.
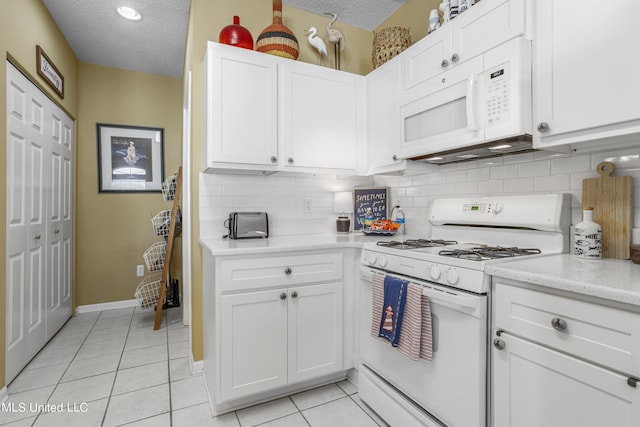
[493,332,640,427]
[220,289,288,400]
[402,26,452,91]
[204,42,279,169]
[451,0,525,64]
[288,282,343,383]
[367,58,404,172]
[279,62,363,172]
[534,1,640,149]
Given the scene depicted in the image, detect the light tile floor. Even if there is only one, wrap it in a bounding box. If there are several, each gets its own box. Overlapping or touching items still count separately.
[0,307,386,426]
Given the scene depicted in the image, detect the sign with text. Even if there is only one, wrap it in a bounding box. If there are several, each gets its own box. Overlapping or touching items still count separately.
[36,45,64,99]
[353,188,388,230]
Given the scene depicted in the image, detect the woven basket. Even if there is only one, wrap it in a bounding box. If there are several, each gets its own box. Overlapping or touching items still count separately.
[256,0,299,60]
[372,27,411,69]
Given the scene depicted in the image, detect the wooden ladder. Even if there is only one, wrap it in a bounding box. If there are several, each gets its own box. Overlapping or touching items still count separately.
[154,166,182,330]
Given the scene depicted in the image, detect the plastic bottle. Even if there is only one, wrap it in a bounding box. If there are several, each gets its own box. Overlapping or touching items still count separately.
[573,208,602,259]
[364,208,374,230]
[396,207,405,234]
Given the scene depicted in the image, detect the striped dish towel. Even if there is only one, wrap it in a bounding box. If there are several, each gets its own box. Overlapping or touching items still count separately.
[370,272,433,362]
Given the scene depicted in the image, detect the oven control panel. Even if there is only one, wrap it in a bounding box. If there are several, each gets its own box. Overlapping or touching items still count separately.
[462,201,503,215]
[360,249,490,294]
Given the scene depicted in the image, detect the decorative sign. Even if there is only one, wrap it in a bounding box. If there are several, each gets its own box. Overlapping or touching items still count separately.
[353,187,388,230]
[36,45,64,99]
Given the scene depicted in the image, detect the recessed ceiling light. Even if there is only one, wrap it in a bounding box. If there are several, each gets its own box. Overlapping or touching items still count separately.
[117,6,142,21]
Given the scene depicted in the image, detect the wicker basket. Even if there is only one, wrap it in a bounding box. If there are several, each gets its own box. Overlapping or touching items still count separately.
[372,27,411,69]
[143,241,166,272]
[134,274,162,310]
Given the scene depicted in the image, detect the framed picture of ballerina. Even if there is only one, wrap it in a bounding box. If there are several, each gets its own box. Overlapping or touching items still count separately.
[97,123,165,193]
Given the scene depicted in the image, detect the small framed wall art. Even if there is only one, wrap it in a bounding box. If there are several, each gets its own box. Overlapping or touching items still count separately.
[36,45,64,99]
[97,123,165,193]
[353,187,389,230]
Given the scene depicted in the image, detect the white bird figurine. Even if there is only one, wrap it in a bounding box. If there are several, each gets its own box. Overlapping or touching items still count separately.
[324,12,346,52]
[306,26,327,58]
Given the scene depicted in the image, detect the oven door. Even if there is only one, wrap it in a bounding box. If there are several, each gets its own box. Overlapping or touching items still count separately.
[359,266,487,427]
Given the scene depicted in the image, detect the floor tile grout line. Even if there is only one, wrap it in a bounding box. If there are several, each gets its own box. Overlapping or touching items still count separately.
[26,312,101,426]
[101,309,137,427]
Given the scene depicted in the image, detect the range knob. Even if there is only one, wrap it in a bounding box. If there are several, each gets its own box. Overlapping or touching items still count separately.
[366,252,377,265]
[378,255,388,268]
[493,201,504,215]
[447,268,460,284]
[430,265,441,280]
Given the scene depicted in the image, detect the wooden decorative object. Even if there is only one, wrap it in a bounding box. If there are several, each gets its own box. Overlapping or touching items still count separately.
[582,162,632,259]
[256,0,299,60]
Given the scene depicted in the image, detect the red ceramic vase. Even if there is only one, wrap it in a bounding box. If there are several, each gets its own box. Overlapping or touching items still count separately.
[219,16,254,50]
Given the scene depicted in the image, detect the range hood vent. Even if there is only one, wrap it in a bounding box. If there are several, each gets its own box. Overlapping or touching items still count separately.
[410,135,534,165]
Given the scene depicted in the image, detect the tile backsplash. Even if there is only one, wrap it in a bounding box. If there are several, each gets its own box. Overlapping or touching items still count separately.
[199,147,640,241]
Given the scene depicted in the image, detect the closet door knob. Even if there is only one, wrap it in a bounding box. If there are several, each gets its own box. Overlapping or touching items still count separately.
[493,338,506,350]
[451,53,459,63]
[441,59,449,68]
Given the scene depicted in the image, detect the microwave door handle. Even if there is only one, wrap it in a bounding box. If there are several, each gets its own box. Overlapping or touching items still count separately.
[466,74,479,131]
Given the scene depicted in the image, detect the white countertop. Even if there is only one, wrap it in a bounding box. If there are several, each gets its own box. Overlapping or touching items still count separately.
[486,254,640,307]
[199,232,414,256]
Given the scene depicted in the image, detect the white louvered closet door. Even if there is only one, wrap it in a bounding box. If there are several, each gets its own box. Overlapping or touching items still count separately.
[5,62,73,383]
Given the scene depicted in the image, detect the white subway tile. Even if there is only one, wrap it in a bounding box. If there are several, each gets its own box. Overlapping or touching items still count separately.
[490,164,518,179]
[437,183,457,194]
[503,177,534,193]
[503,152,534,164]
[534,174,570,191]
[518,160,550,177]
[421,184,438,196]
[591,148,640,170]
[455,181,479,195]
[478,180,504,194]
[551,155,591,174]
[406,186,421,196]
[446,170,467,183]
[427,173,447,185]
[534,150,570,161]
[466,167,490,181]
[570,172,597,190]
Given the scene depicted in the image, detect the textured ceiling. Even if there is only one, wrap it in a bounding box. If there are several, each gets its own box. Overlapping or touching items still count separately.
[41,0,405,78]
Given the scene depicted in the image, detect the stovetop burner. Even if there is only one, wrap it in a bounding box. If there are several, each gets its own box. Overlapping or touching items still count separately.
[376,239,458,249]
[438,246,542,261]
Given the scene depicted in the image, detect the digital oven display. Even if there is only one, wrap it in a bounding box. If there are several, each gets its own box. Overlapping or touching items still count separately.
[463,203,487,213]
[490,69,504,79]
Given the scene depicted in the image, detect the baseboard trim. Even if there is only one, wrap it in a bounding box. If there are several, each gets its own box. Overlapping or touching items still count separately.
[75,299,140,314]
[190,356,203,374]
[0,386,8,402]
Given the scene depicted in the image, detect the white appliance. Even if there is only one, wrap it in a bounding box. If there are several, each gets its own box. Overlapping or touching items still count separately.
[397,37,532,164]
[359,194,571,427]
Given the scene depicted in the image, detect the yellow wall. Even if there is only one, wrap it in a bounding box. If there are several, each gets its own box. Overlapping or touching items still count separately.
[75,63,182,306]
[1,0,79,389]
[376,0,441,46]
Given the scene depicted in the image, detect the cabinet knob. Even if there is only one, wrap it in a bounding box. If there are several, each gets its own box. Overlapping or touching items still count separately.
[284,267,292,275]
[537,122,550,133]
[270,156,277,163]
[54,229,60,235]
[493,338,506,350]
[441,59,449,68]
[551,317,567,331]
[291,291,298,299]
[392,154,398,161]
[287,157,294,164]
[280,292,287,300]
[34,234,41,241]
[451,53,459,63]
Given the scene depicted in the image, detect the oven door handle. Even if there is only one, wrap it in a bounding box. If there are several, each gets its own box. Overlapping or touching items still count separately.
[421,287,481,310]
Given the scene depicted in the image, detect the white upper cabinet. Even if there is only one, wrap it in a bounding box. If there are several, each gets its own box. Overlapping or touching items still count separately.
[402,0,526,92]
[279,61,365,172]
[204,41,365,174]
[204,42,279,172]
[533,0,640,151]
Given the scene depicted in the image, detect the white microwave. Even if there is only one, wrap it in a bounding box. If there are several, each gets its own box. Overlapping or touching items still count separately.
[397,37,532,163]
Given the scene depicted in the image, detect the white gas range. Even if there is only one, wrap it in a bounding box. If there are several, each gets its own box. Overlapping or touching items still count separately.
[358,194,571,427]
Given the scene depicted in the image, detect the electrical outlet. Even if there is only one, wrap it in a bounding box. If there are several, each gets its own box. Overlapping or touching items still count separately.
[136,265,144,276]
[304,198,313,214]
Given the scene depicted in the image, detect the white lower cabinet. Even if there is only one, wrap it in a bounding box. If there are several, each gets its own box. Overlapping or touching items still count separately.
[203,250,346,414]
[492,280,640,426]
[220,282,343,401]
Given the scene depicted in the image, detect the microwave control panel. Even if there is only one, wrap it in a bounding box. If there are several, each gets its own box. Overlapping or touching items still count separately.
[485,63,510,126]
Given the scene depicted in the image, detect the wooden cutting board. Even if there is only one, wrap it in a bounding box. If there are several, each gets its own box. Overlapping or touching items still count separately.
[582,162,633,259]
